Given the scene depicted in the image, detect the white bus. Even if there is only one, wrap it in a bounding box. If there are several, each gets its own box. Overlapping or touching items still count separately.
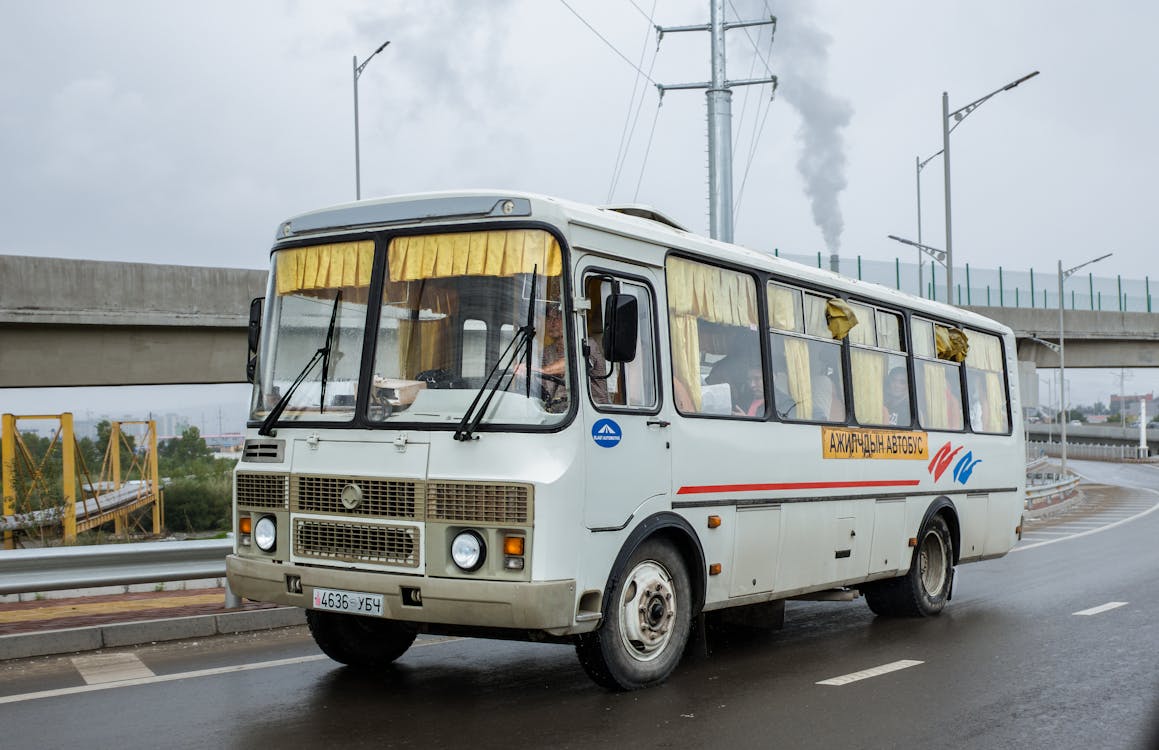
[227,191,1025,691]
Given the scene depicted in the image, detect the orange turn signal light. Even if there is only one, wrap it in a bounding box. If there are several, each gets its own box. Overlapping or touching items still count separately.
[908,537,918,547]
[708,563,722,576]
[503,536,525,556]
[707,515,721,529]
[239,517,253,534]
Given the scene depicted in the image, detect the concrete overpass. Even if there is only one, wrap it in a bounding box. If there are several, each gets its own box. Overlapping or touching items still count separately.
[964,306,1159,368]
[1,255,1157,388]
[0,255,265,387]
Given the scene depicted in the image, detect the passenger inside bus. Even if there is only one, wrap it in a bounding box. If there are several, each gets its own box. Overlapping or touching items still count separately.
[732,366,765,417]
[811,348,845,421]
[707,353,763,416]
[884,367,910,426]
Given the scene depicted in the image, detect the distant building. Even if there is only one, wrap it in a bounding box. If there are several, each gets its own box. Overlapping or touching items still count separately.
[1110,392,1154,420]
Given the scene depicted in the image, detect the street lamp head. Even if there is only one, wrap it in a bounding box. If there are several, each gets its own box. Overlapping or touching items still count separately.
[1004,71,1040,91]
[374,40,391,55]
[887,234,946,265]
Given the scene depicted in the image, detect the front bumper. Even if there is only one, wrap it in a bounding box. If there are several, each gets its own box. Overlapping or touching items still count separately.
[227,555,579,633]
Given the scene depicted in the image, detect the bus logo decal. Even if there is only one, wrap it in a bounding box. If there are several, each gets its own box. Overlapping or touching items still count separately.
[928,441,982,484]
[592,419,623,448]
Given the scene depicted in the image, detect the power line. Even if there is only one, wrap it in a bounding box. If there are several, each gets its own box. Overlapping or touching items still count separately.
[608,0,660,201]
[633,96,664,202]
[558,0,657,84]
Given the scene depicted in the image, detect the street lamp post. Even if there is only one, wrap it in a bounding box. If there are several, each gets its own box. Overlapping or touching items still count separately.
[353,40,391,201]
[915,150,942,299]
[1058,252,1113,478]
[941,71,1039,305]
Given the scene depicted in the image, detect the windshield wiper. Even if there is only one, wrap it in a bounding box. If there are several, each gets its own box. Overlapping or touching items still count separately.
[454,268,538,441]
[318,290,342,413]
[258,291,342,437]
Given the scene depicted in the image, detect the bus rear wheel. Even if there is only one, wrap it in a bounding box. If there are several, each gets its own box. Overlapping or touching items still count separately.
[306,610,417,670]
[575,539,692,691]
[863,514,954,618]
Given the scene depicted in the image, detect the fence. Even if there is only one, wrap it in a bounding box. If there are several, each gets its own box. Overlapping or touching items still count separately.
[1027,439,1150,462]
[775,252,1152,312]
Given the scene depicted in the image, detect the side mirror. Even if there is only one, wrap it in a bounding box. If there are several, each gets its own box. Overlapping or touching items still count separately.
[602,294,638,363]
[246,297,263,383]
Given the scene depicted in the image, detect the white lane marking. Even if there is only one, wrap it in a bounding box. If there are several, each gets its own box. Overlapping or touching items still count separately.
[0,655,328,705]
[71,653,155,684]
[816,659,923,686]
[1073,602,1128,616]
[1013,498,1159,552]
[0,636,461,705]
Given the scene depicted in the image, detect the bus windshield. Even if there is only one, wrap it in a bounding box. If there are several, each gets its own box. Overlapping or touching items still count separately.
[250,229,570,429]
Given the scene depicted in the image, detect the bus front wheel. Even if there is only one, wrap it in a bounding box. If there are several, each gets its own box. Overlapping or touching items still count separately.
[863,514,954,618]
[575,539,692,691]
[306,610,417,670]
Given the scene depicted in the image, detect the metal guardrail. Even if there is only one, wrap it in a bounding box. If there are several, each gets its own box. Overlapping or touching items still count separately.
[1025,475,1081,511]
[0,538,231,596]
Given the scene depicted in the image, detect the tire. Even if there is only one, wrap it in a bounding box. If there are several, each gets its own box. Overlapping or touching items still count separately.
[575,539,693,691]
[863,514,954,618]
[306,610,417,670]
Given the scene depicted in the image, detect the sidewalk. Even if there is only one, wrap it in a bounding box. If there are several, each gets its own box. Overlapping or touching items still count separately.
[0,587,304,661]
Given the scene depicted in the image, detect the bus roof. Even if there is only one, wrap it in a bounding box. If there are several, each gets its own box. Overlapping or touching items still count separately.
[276,189,1013,337]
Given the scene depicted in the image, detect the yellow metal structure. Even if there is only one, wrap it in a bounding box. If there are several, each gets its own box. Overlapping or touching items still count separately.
[0,414,162,548]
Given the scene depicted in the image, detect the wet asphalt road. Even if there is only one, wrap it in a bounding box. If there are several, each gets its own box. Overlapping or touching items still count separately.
[2,459,1158,750]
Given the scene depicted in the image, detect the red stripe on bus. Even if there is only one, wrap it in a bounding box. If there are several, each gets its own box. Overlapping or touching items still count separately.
[675,479,923,495]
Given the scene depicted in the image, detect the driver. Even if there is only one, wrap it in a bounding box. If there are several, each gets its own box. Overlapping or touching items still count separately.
[515,303,608,411]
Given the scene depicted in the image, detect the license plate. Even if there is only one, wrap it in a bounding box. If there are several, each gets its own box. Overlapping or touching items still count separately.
[312,587,385,617]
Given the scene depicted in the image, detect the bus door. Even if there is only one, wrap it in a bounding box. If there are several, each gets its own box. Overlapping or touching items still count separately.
[576,262,669,530]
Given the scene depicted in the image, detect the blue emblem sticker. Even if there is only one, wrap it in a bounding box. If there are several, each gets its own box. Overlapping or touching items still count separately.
[592,418,623,448]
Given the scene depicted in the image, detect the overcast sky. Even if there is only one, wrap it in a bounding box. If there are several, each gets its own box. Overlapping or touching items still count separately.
[2,0,1156,414]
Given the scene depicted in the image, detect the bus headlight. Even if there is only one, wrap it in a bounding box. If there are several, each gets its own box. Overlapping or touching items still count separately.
[254,516,277,552]
[451,530,485,572]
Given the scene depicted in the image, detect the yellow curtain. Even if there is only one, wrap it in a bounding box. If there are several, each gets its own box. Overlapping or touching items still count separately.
[669,315,702,411]
[851,349,886,424]
[276,241,374,295]
[784,337,812,418]
[966,331,1003,370]
[983,371,1008,431]
[388,230,562,282]
[922,361,950,429]
[398,318,451,375]
[666,256,758,327]
[935,325,969,362]
[768,285,798,331]
[826,299,859,340]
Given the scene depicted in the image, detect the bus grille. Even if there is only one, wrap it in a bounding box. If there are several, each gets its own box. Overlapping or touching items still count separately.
[294,518,420,568]
[293,476,421,519]
[235,473,289,509]
[428,482,531,523]
[237,472,533,525]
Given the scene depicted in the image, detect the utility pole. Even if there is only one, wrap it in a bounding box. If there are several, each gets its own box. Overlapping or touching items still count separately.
[656,0,776,242]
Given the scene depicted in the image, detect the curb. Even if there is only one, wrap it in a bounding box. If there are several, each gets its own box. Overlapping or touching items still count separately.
[0,606,306,661]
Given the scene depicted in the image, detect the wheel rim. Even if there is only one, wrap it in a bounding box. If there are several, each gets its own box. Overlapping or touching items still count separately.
[617,559,677,662]
[918,529,948,597]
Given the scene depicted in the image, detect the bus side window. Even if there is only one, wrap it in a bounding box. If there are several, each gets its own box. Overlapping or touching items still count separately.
[767,282,845,423]
[913,318,965,431]
[586,274,658,410]
[848,305,910,427]
[666,257,762,418]
[964,329,1010,433]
